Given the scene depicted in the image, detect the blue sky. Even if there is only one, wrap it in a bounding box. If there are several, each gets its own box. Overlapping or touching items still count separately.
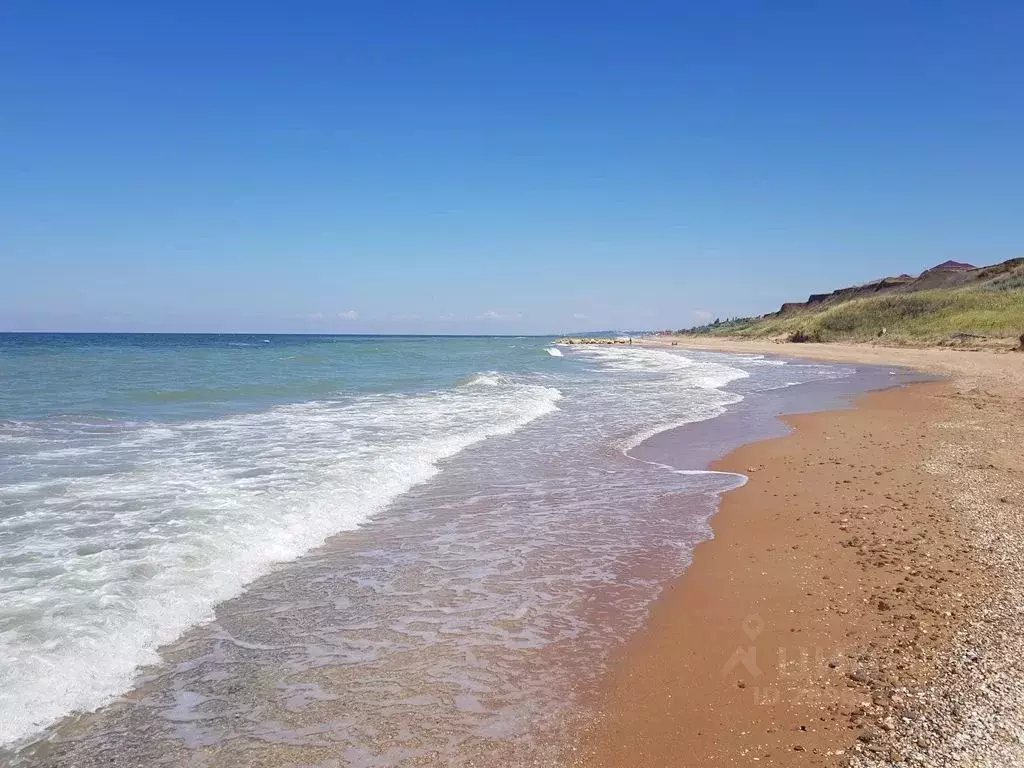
[2,1,1022,333]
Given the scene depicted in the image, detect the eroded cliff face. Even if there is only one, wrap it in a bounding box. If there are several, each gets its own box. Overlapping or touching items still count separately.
[772,257,1022,317]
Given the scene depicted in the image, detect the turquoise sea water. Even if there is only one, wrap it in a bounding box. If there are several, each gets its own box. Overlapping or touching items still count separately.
[0,334,562,421]
[0,333,902,763]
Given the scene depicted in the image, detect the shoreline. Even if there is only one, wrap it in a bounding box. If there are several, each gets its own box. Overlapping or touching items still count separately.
[9,343,861,767]
[7,340,1021,766]
[577,340,1024,766]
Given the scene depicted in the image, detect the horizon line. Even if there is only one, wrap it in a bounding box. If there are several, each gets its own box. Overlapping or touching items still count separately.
[0,330,641,338]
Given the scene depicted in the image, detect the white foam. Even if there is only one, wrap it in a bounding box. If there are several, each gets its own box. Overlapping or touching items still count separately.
[571,346,749,451]
[461,372,515,387]
[0,377,561,746]
[619,395,743,453]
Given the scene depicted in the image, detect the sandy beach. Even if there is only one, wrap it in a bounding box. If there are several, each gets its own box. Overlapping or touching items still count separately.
[578,339,1024,767]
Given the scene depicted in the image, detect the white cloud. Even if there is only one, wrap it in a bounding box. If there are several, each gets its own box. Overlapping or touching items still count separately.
[338,310,359,320]
[572,312,588,319]
[289,312,325,321]
[439,312,455,320]
[692,309,713,321]
[477,310,522,320]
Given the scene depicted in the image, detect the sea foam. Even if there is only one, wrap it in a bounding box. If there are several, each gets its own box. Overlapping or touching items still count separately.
[0,376,560,746]
[571,346,750,451]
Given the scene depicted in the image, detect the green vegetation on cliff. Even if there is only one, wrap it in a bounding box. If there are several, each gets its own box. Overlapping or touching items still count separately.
[686,259,1024,345]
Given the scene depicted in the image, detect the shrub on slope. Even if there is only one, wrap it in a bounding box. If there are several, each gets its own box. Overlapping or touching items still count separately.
[707,287,1024,343]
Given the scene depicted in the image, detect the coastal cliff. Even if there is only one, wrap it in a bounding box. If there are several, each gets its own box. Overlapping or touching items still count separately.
[681,257,1024,346]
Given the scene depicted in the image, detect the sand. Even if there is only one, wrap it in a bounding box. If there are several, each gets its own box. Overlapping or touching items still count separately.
[577,339,1024,767]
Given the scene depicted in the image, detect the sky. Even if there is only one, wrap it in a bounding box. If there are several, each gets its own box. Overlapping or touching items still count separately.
[2,1,1022,334]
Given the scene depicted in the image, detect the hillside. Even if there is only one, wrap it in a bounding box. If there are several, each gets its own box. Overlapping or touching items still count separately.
[686,258,1024,346]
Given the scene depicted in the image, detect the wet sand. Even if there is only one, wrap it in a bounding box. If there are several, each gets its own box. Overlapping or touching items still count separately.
[580,340,1024,767]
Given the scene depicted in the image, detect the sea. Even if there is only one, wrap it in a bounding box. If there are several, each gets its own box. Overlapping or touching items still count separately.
[0,333,919,766]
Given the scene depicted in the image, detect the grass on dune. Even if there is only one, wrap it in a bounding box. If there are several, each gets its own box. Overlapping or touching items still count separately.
[703,287,1024,343]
